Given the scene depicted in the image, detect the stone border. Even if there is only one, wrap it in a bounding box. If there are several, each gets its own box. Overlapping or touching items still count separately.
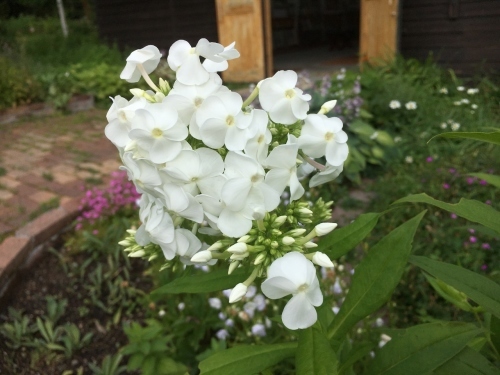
[0,198,80,299]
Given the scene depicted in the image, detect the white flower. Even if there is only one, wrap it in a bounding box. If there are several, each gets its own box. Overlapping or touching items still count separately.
[394,136,402,143]
[167,38,225,85]
[129,102,188,163]
[309,163,343,188]
[454,101,462,106]
[120,152,162,195]
[251,323,266,337]
[405,101,417,110]
[315,223,337,236]
[202,42,240,72]
[178,302,185,311]
[196,92,260,150]
[120,45,162,83]
[389,100,401,109]
[298,114,349,167]
[467,88,479,95]
[265,143,304,201]
[457,86,465,91]
[461,98,470,104]
[244,113,272,164]
[259,70,311,125]
[191,250,213,263]
[451,122,461,131]
[439,88,448,94]
[405,156,413,164]
[216,329,230,340]
[261,252,322,330]
[471,104,478,109]
[440,122,447,129]
[105,96,147,148]
[312,252,334,268]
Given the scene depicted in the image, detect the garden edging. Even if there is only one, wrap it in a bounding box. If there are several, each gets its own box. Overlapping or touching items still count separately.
[0,197,80,301]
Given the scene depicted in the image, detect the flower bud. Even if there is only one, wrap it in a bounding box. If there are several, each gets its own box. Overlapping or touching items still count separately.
[287,228,307,237]
[229,283,248,303]
[153,92,165,102]
[228,261,240,274]
[319,100,337,114]
[207,241,224,251]
[230,252,249,261]
[304,241,318,248]
[298,208,313,215]
[272,215,287,228]
[312,252,334,268]
[190,250,212,263]
[253,207,266,220]
[228,243,248,254]
[237,235,251,243]
[282,236,295,245]
[130,88,145,97]
[129,249,145,257]
[254,253,266,265]
[315,223,338,236]
[118,240,130,247]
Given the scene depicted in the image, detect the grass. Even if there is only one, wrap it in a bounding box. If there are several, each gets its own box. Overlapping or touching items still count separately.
[28,197,60,221]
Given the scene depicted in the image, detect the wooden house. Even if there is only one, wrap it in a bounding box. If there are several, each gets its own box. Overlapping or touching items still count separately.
[95,0,500,81]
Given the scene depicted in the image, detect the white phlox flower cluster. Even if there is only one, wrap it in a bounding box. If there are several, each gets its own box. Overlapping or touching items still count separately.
[110,38,349,331]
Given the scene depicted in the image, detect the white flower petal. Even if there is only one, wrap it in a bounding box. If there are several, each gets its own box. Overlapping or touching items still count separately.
[325,142,349,166]
[261,276,297,299]
[218,208,252,237]
[282,293,317,330]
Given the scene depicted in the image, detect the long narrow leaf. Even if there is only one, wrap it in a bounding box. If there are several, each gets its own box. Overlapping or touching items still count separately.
[393,193,500,234]
[328,211,425,344]
[433,346,500,375]
[317,212,383,260]
[152,267,248,295]
[410,256,500,318]
[365,323,481,375]
[429,131,500,145]
[199,342,296,375]
[296,327,338,375]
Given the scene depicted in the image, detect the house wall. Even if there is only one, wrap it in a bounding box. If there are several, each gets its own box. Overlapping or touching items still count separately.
[400,0,500,76]
[95,0,219,53]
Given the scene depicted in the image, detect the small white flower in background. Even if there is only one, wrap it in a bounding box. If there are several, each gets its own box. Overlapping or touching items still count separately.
[389,100,401,109]
[178,302,186,311]
[467,88,479,95]
[259,70,311,125]
[261,252,323,330]
[218,312,227,320]
[216,329,230,340]
[405,156,413,164]
[457,86,465,91]
[209,297,222,310]
[378,334,392,348]
[225,318,234,327]
[453,101,462,106]
[394,136,402,143]
[332,306,340,314]
[120,45,162,83]
[440,122,447,129]
[471,104,478,109]
[375,317,384,327]
[251,323,267,337]
[405,101,417,110]
[439,87,448,94]
[451,122,461,131]
[461,98,470,104]
[158,309,166,317]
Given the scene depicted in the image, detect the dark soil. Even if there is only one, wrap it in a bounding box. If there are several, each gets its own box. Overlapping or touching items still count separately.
[0,241,151,375]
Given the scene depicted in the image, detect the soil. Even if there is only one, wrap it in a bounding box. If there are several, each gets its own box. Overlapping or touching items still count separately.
[0,238,151,375]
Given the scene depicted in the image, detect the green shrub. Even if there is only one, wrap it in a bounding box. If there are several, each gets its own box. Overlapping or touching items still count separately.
[0,57,43,110]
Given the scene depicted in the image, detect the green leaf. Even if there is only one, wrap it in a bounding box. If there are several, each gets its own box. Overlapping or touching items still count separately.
[490,314,500,354]
[152,267,248,295]
[338,343,374,375]
[424,274,473,312]
[429,131,500,145]
[434,346,500,375]
[199,342,296,375]
[410,256,500,318]
[317,212,383,260]
[328,211,425,344]
[365,322,481,375]
[469,173,500,189]
[393,193,500,234]
[296,327,338,375]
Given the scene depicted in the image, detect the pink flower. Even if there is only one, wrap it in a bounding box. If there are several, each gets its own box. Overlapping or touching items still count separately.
[426,156,433,162]
[479,180,487,185]
[481,264,488,271]
[469,236,477,243]
[466,177,475,185]
[481,243,491,250]
[442,183,450,189]
[448,168,456,174]
[450,213,457,219]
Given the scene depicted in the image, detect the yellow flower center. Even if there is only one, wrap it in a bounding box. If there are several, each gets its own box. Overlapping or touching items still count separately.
[324,132,334,141]
[226,115,235,126]
[152,128,163,138]
[285,89,296,99]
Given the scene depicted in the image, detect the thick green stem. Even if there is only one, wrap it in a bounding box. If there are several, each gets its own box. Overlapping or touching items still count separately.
[243,266,261,286]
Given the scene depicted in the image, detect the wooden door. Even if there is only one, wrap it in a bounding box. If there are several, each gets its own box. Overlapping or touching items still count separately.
[215,0,272,82]
[359,0,400,64]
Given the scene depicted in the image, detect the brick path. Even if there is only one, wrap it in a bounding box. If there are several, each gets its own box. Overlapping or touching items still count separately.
[0,109,120,240]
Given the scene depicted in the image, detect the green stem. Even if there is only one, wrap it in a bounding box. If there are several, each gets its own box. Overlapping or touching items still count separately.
[242,86,259,108]
[473,310,500,360]
[137,64,161,92]
[243,266,261,286]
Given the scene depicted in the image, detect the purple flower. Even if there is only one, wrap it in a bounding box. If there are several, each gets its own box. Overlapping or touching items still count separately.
[468,229,475,234]
[481,264,488,271]
[466,177,475,185]
[449,168,456,174]
[481,243,491,250]
[469,236,477,243]
[486,200,492,205]
[216,329,230,340]
[426,156,433,162]
[251,324,266,337]
[479,179,487,185]
[450,213,458,219]
[442,183,450,189]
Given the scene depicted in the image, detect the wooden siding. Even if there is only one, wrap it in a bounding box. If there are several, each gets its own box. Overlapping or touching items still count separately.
[400,0,500,76]
[95,0,218,52]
